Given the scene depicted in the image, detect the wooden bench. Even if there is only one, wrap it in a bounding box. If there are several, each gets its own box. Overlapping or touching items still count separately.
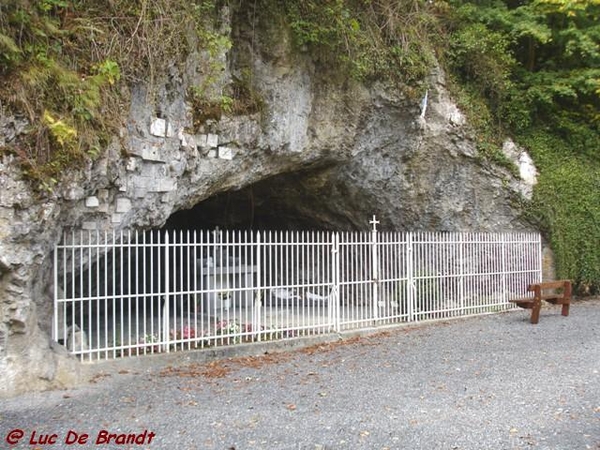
[509,280,572,324]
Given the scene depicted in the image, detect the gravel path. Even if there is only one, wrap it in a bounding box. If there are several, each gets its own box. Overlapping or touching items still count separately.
[2,301,599,450]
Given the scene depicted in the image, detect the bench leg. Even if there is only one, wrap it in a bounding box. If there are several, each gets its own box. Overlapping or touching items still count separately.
[530,299,541,324]
[561,302,570,317]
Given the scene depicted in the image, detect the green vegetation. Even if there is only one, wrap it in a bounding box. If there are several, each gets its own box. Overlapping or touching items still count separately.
[445,0,600,292]
[0,0,226,190]
[280,0,440,89]
[188,70,263,128]
[523,132,600,294]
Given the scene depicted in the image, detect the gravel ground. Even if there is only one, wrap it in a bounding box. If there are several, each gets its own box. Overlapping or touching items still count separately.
[1,300,599,450]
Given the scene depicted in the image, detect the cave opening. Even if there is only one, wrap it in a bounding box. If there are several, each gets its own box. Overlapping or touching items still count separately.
[163,168,359,232]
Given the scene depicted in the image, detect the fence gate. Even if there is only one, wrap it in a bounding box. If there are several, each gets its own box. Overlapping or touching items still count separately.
[53,220,541,360]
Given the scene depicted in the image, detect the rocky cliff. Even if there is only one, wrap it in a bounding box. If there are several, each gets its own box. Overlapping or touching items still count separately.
[0,5,536,395]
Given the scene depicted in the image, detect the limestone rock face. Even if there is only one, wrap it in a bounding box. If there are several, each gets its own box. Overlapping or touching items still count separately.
[0,6,536,396]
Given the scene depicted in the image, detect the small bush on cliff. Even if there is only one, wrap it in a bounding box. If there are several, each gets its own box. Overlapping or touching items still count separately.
[0,0,226,191]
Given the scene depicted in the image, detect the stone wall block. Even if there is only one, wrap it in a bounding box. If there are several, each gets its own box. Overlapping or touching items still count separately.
[206,133,219,148]
[85,197,99,208]
[129,137,167,163]
[218,146,235,160]
[146,178,177,193]
[150,118,174,138]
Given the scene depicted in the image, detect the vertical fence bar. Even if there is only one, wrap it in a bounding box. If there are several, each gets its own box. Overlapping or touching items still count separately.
[537,233,543,283]
[134,230,139,356]
[332,232,340,332]
[163,231,170,353]
[192,230,198,348]
[62,232,67,346]
[142,231,148,354]
[458,232,465,313]
[69,231,75,353]
[110,230,116,358]
[501,233,507,305]
[78,231,83,356]
[370,216,379,324]
[53,242,59,342]
[199,230,205,346]
[407,232,414,322]
[118,231,124,358]
[255,231,262,341]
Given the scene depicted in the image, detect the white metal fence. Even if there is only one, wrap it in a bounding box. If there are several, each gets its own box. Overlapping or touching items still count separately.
[53,220,541,360]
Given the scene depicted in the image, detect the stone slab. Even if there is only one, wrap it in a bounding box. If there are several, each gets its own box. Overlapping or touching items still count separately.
[206,133,219,148]
[129,138,166,163]
[218,146,234,160]
[85,197,99,208]
[150,118,174,138]
[196,134,208,148]
[148,179,177,193]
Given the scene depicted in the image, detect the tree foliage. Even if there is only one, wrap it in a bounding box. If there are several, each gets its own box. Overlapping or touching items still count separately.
[278,0,440,86]
[446,0,600,292]
[447,0,600,136]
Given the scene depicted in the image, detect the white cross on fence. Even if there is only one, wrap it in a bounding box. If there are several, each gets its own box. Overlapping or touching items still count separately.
[370,215,380,232]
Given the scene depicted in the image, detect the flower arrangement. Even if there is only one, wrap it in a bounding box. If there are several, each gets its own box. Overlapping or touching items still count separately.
[215,319,240,336]
[171,326,198,340]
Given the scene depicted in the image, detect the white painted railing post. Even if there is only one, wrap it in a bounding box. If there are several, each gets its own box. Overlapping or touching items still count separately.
[501,233,507,304]
[370,215,380,324]
[254,231,262,342]
[537,233,543,283]
[53,240,59,342]
[459,233,465,311]
[163,231,170,353]
[330,232,340,332]
[407,232,415,322]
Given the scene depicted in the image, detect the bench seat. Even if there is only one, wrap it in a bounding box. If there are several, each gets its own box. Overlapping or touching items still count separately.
[510,280,571,324]
[509,298,534,306]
